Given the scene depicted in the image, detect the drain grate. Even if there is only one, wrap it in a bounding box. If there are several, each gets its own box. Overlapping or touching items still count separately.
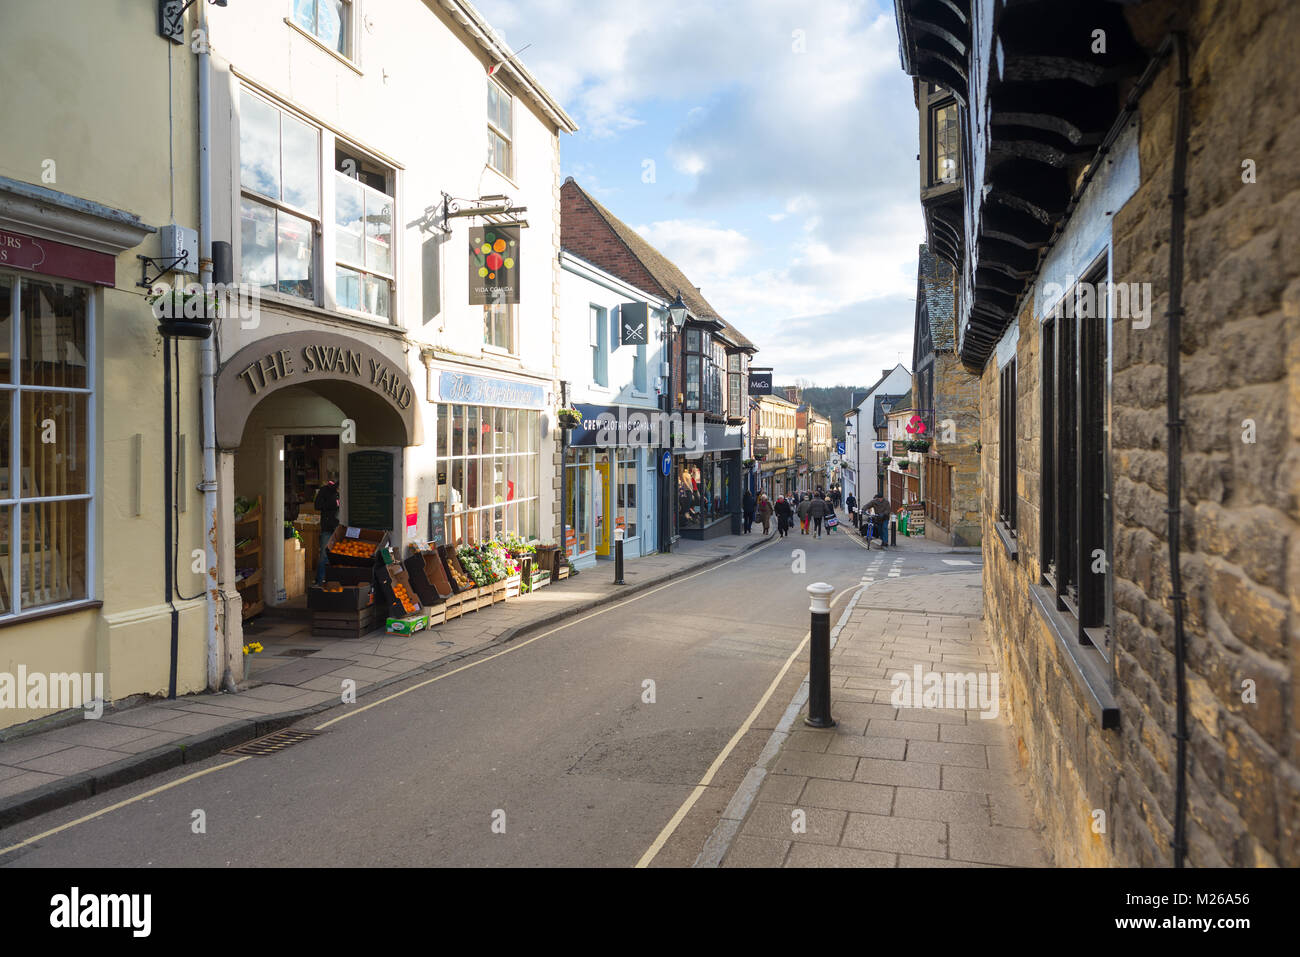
[224,728,323,756]
[278,648,322,658]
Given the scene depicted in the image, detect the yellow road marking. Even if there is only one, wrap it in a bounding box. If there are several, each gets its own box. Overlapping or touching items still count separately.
[635,583,859,868]
[0,756,252,858]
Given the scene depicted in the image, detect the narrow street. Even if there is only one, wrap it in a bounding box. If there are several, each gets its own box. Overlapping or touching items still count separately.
[0,530,973,868]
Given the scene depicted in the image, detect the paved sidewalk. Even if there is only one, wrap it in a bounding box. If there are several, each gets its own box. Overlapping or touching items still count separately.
[713,564,1049,868]
[0,534,769,829]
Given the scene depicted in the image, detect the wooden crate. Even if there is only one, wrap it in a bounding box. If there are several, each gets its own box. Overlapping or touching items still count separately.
[311,605,378,640]
[504,574,522,598]
[489,580,507,604]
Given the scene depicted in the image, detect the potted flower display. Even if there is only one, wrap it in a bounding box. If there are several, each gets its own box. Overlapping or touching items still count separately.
[556,407,582,430]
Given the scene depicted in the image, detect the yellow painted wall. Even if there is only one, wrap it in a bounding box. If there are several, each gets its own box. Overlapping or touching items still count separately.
[0,2,209,729]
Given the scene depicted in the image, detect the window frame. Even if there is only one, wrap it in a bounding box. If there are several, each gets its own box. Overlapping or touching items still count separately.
[487,78,514,179]
[590,304,608,387]
[0,272,97,621]
[1040,257,1112,663]
[930,96,960,186]
[483,302,517,356]
[997,355,1018,539]
[238,86,399,325]
[291,0,355,62]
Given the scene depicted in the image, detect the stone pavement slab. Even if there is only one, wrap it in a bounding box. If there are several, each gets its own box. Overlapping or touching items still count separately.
[714,569,1050,868]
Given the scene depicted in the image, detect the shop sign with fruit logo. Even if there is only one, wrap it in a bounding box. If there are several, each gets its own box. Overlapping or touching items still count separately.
[468,225,520,305]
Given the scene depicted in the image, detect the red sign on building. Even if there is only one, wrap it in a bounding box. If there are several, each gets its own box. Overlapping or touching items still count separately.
[0,228,116,286]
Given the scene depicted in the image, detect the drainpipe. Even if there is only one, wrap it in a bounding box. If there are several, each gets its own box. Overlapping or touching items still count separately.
[197,1,222,690]
[1166,31,1190,869]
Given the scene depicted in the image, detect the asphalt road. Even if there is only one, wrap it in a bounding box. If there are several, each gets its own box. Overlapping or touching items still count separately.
[0,526,965,867]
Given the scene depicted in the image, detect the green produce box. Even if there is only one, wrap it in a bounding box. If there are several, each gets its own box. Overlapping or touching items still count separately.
[385,612,429,636]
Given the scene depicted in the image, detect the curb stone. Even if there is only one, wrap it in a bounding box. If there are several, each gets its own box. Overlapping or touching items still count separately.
[0,535,772,834]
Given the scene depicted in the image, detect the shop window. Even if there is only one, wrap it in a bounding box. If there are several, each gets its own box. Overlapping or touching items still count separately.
[484,303,516,353]
[1042,262,1110,659]
[292,0,353,57]
[335,145,394,321]
[437,406,540,545]
[998,357,1017,534]
[487,79,513,177]
[239,90,319,301]
[0,276,93,616]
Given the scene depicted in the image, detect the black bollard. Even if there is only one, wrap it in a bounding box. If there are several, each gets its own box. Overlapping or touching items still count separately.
[890,517,897,547]
[805,582,836,728]
[614,528,626,585]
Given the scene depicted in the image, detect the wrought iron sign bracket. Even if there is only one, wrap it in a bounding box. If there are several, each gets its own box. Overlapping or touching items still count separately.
[137,252,190,289]
[439,191,529,233]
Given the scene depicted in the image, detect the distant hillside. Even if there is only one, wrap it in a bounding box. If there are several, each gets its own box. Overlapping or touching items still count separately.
[778,385,865,441]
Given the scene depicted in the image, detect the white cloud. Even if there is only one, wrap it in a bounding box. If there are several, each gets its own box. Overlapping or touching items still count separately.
[474,0,925,386]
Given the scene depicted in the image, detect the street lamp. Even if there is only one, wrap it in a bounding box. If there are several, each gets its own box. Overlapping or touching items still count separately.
[668,291,688,329]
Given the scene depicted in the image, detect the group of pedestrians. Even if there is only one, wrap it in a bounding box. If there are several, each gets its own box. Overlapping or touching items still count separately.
[742,486,894,547]
[742,488,842,539]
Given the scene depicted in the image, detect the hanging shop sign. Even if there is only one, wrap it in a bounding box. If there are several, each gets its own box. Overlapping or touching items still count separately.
[892,440,907,455]
[468,225,520,305]
[619,302,649,345]
[437,371,545,409]
[747,371,773,395]
[753,437,770,457]
[347,451,395,530]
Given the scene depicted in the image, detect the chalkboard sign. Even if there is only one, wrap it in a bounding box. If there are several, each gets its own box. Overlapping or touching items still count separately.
[428,501,446,547]
[347,450,394,530]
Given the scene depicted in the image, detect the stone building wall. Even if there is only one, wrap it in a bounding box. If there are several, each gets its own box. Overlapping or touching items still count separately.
[981,0,1299,867]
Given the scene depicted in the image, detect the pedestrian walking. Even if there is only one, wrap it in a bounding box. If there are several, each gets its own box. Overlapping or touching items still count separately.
[757,492,773,535]
[797,493,812,534]
[846,493,857,528]
[809,494,827,537]
[774,495,793,537]
[824,496,839,535]
[742,488,756,534]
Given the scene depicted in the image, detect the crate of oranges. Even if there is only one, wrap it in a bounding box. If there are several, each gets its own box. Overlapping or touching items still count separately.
[326,526,390,566]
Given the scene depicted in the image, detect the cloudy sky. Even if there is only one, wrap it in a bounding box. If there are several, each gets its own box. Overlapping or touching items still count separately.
[475,0,924,389]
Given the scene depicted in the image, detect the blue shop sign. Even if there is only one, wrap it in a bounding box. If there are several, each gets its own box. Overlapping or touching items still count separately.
[438,371,546,409]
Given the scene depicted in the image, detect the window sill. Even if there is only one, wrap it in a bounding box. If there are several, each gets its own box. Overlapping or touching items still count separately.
[0,599,103,630]
[247,291,406,337]
[1028,584,1120,729]
[995,520,1018,561]
[481,345,519,361]
[284,18,362,76]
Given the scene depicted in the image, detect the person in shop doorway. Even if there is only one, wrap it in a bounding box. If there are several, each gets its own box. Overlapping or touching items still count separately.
[742,488,757,534]
[757,492,773,535]
[797,493,812,534]
[314,479,340,585]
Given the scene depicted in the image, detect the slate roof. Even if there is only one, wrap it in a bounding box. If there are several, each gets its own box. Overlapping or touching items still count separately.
[563,180,755,351]
[874,392,907,430]
[918,244,955,351]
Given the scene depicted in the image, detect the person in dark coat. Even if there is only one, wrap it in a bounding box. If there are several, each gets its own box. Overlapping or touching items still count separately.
[846,493,858,528]
[742,489,757,534]
[774,495,794,537]
[865,493,891,547]
[808,494,828,537]
[823,496,838,535]
[797,494,812,534]
[313,480,340,584]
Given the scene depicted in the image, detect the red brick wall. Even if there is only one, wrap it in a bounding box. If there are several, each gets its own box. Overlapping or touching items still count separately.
[560,181,665,300]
